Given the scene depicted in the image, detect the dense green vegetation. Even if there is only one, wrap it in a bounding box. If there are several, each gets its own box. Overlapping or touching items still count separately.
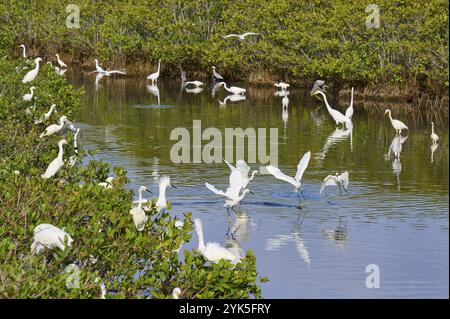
[0,52,266,298]
[0,0,448,92]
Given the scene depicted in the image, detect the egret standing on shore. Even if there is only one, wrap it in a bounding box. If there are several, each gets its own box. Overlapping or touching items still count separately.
[22,57,42,83]
[384,109,408,135]
[41,139,67,179]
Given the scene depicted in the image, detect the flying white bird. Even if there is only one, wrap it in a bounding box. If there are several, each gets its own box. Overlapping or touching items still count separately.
[385,109,408,135]
[223,32,260,40]
[30,223,73,254]
[311,89,352,128]
[39,116,67,138]
[34,103,57,124]
[219,82,246,95]
[431,122,439,144]
[130,186,152,231]
[23,86,36,101]
[22,57,42,83]
[320,171,349,194]
[345,87,354,119]
[55,54,67,68]
[147,59,161,84]
[266,151,311,201]
[194,218,240,263]
[274,81,290,91]
[223,159,257,191]
[211,66,224,81]
[41,139,67,179]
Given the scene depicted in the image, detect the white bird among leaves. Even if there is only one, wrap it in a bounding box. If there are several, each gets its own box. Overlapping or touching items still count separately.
[155,176,177,213]
[22,57,42,83]
[223,32,260,40]
[30,223,73,254]
[41,139,67,179]
[34,103,57,124]
[23,86,36,101]
[39,116,67,138]
[130,186,152,231]
[55,54,67,68]
[320,171,349,194]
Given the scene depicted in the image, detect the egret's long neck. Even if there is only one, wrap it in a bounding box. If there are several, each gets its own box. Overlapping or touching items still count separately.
[137,188,143,209]
[318,91,333,113]
[57,143,64,160]
[59,119,65,127]
[432,123,435,134]
[388,111,394,125]
[249,170,257,181]
[21,46,26,58]
[350,87,354,107]
[157,61,160,73]
[223,83,230,92]
[158,183,167,204]
[196,224,205,251]
[35,61,40,72]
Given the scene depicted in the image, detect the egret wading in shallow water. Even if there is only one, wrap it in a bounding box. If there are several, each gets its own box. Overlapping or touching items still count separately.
[266,151,311,204]
[18,44,27,58]
[34,103,57,124]
[431,122,439,144]
[274,81,290,91]
[223,32,260,40]
[345,87,354,119]
[194,218,240,264]
[147,59,161,84]
[384,109,408,135]
[55,54,67,68]
[23,86,36,101]
[91,59,126,76]
[31,223,73,254]
[22,57,42,83]
[39,115,67,138]
[211,66,223,82]
[41,139,67,179]
[219,82,246,95]
[320,171,349,194]
[311,89,352,128]
[155,176,177,214]
[130,186,152,231]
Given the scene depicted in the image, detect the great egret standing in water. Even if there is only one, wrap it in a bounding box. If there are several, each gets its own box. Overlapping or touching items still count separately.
[320,171,349,194]
[22,57,42,83]
[219,82,246,95]
[266,151,311,202]
[311,90,352,128]
[91,59,126,76]
[147,59,161,84]
[41,139,67,179]
[431,122,439,144]
[194,218,240,263]
[345,87,354,119]
[31,223,73,254]
[384,109,408,135]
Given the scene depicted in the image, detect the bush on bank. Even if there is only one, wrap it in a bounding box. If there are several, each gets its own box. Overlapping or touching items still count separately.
[0,53,266,298]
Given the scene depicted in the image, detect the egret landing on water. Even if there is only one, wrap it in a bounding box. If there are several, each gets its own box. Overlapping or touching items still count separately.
[431,122,439,144]
[320,171,349,195]
[194,218,241,264]
[384,109,408,135]
[265,151,311,205]
[130,186,152,231]
[31,223,73,254]
[311,89,352,128]
[41,139,67,179]
[22,57,42,83]
[147,59,161,84]
[39,116,67,138]
[223,159,257,191]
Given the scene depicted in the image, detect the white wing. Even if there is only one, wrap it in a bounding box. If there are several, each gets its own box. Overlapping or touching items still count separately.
[41,157,63,179]
[242,32,259,37]
[295,151,311,182]
[223,34,239,38]
[266,165,297,187]
[339,171,349,190]
[204,242,236,262]
[107,70,126,75]
[223,159,236,171]
[320,175,338,193]
[345,105,353,119]
[205,182,227,197]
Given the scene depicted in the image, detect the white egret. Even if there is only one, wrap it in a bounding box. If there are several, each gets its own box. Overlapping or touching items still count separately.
[23,86,36,101]
[266,151,311,201]
[345,87,354,119]
[185,81,203,88]
[431,122,439,144]
[130,186,152,231]
[155,176,177,213]
[320,171,349,194]
[223,159,257,191]
[91,59,126,76]
[311,89,352,128]
[219,82,246,95]
[223,32,260,40]
[99,176,115,189]
[39,116,67,138]
[384,109,408,135]
[179,66,187,83]
[22,57,42,83]
[194,218,238,263]
[147,59,161,84]
[55,54,67,68]
[185,87,204,94]
[31,223,73,254]
[41,139,67,179]
[18,44,27,58]
[34,103,57,124]
[172,288,182,299]
[211,66,224,81]
[274,81,290,91]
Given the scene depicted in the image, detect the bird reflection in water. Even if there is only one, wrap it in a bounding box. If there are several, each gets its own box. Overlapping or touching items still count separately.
[218,94,246,107]
[317,122,353,161]
[146,84,160,105]
[431,143,439,163]
[321,217,347,249]
[385,134,408,191]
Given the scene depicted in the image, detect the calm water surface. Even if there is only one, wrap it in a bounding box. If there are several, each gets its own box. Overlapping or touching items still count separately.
[68,72,449,298]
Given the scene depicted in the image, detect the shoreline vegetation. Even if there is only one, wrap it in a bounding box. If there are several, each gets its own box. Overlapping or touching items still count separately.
[1,1,448,96]
[0,53,267,298]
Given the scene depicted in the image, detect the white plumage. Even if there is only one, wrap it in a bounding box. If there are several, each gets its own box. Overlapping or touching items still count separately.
[223,32,260,40]
[18,44,27,58]
[22,86,36,101]
[431,122,439,144]
[274,81,290,91]
[345,87,354,119]
[211,66,224,81]
[55,54,67,68]
[320,171,349,194]
[185,81,204,88]
[311,90,352,128]
[99,176,115,189]
[219,82,246,95]
[30,223,73,254]
[39,115,67,138]
[385,109,408,134]
[266,151,311,192]
[130,186,150,231]
[41,139,67,179]
[155,176,176,213]
[172,288,182,299]
[146,59,161,84]
[91,59,126,76]
[22,57,42,83]
[34,103,57,124]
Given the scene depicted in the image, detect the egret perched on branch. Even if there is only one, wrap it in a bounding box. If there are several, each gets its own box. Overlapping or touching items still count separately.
[23,86,36,101]
[384,109,408,135]
[99,177,115,189]
[431,122,439,144]
[130,186,152,231]
[266,151,311,202]
[147,59,161,84]
[320,171,349,194]
[194,218,240,263]
[34,104,57,124]
[211,66,224,81]
[41,139,67,179]
[223,32,260,40]
[39,116,67,138]
[22,57,42,83]
[219,82,246,95]
[30,223,73,254]
[311,89,352,128]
